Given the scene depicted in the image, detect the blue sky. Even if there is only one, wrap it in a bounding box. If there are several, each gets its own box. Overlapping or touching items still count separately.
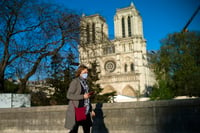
[49,0,200,50]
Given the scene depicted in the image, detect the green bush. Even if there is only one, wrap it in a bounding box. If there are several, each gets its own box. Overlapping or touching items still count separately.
[150,79,174,100]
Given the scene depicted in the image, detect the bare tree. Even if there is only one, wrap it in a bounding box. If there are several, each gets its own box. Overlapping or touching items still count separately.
[0,0,80,93]
[0,0,37,92]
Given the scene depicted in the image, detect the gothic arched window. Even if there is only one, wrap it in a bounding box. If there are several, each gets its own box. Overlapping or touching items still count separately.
[122,17,125,38]
[103,45,115,55]
[92,23,95,43]
[86,24,90,43]
[128,16,132,37]
[131,63,134,71]
[125,64,128,72]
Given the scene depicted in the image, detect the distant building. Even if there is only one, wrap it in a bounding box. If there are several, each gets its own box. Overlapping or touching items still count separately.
[79,2,155,97]
[27,80,55,97]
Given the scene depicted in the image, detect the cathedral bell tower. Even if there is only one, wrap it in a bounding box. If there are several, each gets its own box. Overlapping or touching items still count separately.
[80,14,108,45]
[114,2,143,38]
[79,14,109,65]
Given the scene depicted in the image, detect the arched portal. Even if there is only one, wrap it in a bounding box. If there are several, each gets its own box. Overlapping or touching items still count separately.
[122,85,136,96]
[102,85,115,94]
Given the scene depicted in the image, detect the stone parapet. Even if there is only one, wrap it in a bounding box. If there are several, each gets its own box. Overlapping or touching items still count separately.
[0,99,200,133]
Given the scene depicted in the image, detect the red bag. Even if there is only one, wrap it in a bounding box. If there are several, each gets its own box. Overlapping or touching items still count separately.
[74,106,87,121]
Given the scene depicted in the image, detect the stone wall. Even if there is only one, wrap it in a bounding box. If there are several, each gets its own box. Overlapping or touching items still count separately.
[0,99,200,133]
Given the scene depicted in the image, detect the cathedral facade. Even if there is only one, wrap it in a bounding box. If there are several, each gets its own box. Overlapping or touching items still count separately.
[79,3,155,97]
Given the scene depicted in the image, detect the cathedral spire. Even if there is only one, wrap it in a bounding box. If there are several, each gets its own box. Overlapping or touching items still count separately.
[130,1,135,8]
[130,2,134,6]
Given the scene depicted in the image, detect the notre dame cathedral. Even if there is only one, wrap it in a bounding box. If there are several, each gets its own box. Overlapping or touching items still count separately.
[79,2,155,97]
